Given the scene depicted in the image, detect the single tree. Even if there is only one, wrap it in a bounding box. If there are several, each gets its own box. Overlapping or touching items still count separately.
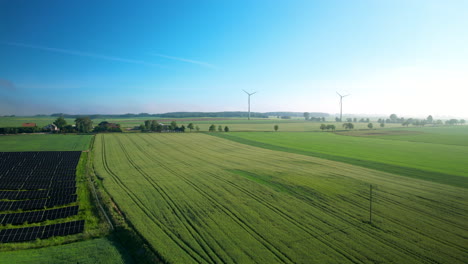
[151,120,158,131]
[170,120,178,130]
[144,120,151,130]
[427,115,433,123]
[53,116,67,130]
[274,125,279,131]
[342,122,354,130]
[390,114,398,122]
[320,124,326,131]
[187,123,194,132]
[224,126,229,132]
[218,125,223,132]
[195,125,200,132]
[304,112,310,120]
[380,122,385,128]
[209,124,216,132]
[368,123,373,129]
[75,117,93,133]
[180,125,186,132]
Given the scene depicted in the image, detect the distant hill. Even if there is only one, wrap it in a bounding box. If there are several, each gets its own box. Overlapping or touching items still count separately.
[49,112,330,119]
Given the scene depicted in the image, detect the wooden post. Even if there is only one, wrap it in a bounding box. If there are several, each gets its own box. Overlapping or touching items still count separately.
[369,184,373,224]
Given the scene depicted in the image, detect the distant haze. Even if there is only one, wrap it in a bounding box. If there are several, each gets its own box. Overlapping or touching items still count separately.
[1,1,467,118]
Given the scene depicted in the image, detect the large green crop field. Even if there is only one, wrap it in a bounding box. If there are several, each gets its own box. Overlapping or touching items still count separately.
[0,134,92,151]
[94,133,468,263]
[214,130,468,188]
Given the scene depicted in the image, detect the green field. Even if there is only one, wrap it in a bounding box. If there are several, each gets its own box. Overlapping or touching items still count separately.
[214,130,468,188]
[0,237,131,264]
[0,134,92,151]
[94,133,468,263]
[337,126,468,146]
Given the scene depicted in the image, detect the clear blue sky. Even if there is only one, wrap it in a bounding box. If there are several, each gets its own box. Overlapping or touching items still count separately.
[1,0,467,118]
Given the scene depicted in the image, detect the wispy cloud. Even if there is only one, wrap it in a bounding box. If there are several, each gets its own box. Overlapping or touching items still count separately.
[0,79,16,91]
[150,53,217,69]
[1,42,166,68]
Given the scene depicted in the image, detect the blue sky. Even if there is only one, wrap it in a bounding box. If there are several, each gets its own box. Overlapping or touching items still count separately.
[1,0,467,118]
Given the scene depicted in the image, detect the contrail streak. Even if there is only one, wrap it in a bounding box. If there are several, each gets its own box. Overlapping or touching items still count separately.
[1,42,166,68]
[150,53,216,69]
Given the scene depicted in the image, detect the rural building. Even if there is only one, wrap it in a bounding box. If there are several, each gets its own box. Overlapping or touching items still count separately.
[22,123,36,127]
[43,124,59,132]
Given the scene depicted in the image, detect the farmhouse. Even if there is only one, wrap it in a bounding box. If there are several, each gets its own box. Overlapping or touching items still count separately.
[22,123,36,127]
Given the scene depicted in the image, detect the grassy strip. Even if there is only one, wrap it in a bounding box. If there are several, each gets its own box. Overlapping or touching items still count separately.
[0,236,132,264]
[210,133,468,189]
[0,134,93,151]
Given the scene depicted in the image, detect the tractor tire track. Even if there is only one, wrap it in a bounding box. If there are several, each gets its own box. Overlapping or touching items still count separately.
[114,135,226,264]
[134,134,295,264]
[98,135,207,264]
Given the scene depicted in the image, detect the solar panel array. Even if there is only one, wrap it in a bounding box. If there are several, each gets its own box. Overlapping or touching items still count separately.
[0,206,79,225]
[0,152,84,242]
[0,220,84,243]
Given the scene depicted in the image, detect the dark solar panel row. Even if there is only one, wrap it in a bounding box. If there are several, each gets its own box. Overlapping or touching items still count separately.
[0,195,77,211]
[0,206,79,225]
[0,175,76,182]
[0,180,76,190]
[0,188,76,200]
[0,171,77,179]
[0,220,84,243]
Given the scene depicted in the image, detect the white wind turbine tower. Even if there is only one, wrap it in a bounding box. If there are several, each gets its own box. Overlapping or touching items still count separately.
[337,92,350,122]
[243,90,257,120]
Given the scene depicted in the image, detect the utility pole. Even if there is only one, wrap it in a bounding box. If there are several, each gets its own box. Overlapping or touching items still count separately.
[369,184,373,224]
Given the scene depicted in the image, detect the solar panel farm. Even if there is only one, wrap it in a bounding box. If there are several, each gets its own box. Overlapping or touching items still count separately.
[0,120,467,263]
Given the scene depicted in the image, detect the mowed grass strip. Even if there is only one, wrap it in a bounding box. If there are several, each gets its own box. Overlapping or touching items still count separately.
[213,132,468,188]
[0,134,92,151]
[94,133,468,264]
[337,126,468,146]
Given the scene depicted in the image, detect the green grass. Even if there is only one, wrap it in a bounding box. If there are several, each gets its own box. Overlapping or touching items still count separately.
[93,133,468,263]
[338,126,468,146]
[0,236,132,264]
[212,131,468,188]
[0,134,92,151]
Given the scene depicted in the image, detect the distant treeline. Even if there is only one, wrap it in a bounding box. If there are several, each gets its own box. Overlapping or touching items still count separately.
[49,112,330,119]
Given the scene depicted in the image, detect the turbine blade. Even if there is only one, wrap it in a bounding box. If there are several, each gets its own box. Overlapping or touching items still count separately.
[336,92,342,97]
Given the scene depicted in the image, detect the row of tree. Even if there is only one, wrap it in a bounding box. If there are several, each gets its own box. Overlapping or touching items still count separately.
[53,116,95,133]
[208,125,230,132]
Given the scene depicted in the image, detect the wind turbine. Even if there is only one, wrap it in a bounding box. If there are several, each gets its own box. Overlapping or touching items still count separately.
[336,92,350,122]
[243,90,257,120]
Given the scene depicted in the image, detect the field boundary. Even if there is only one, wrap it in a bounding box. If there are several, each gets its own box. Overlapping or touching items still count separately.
[209,133,468,189]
